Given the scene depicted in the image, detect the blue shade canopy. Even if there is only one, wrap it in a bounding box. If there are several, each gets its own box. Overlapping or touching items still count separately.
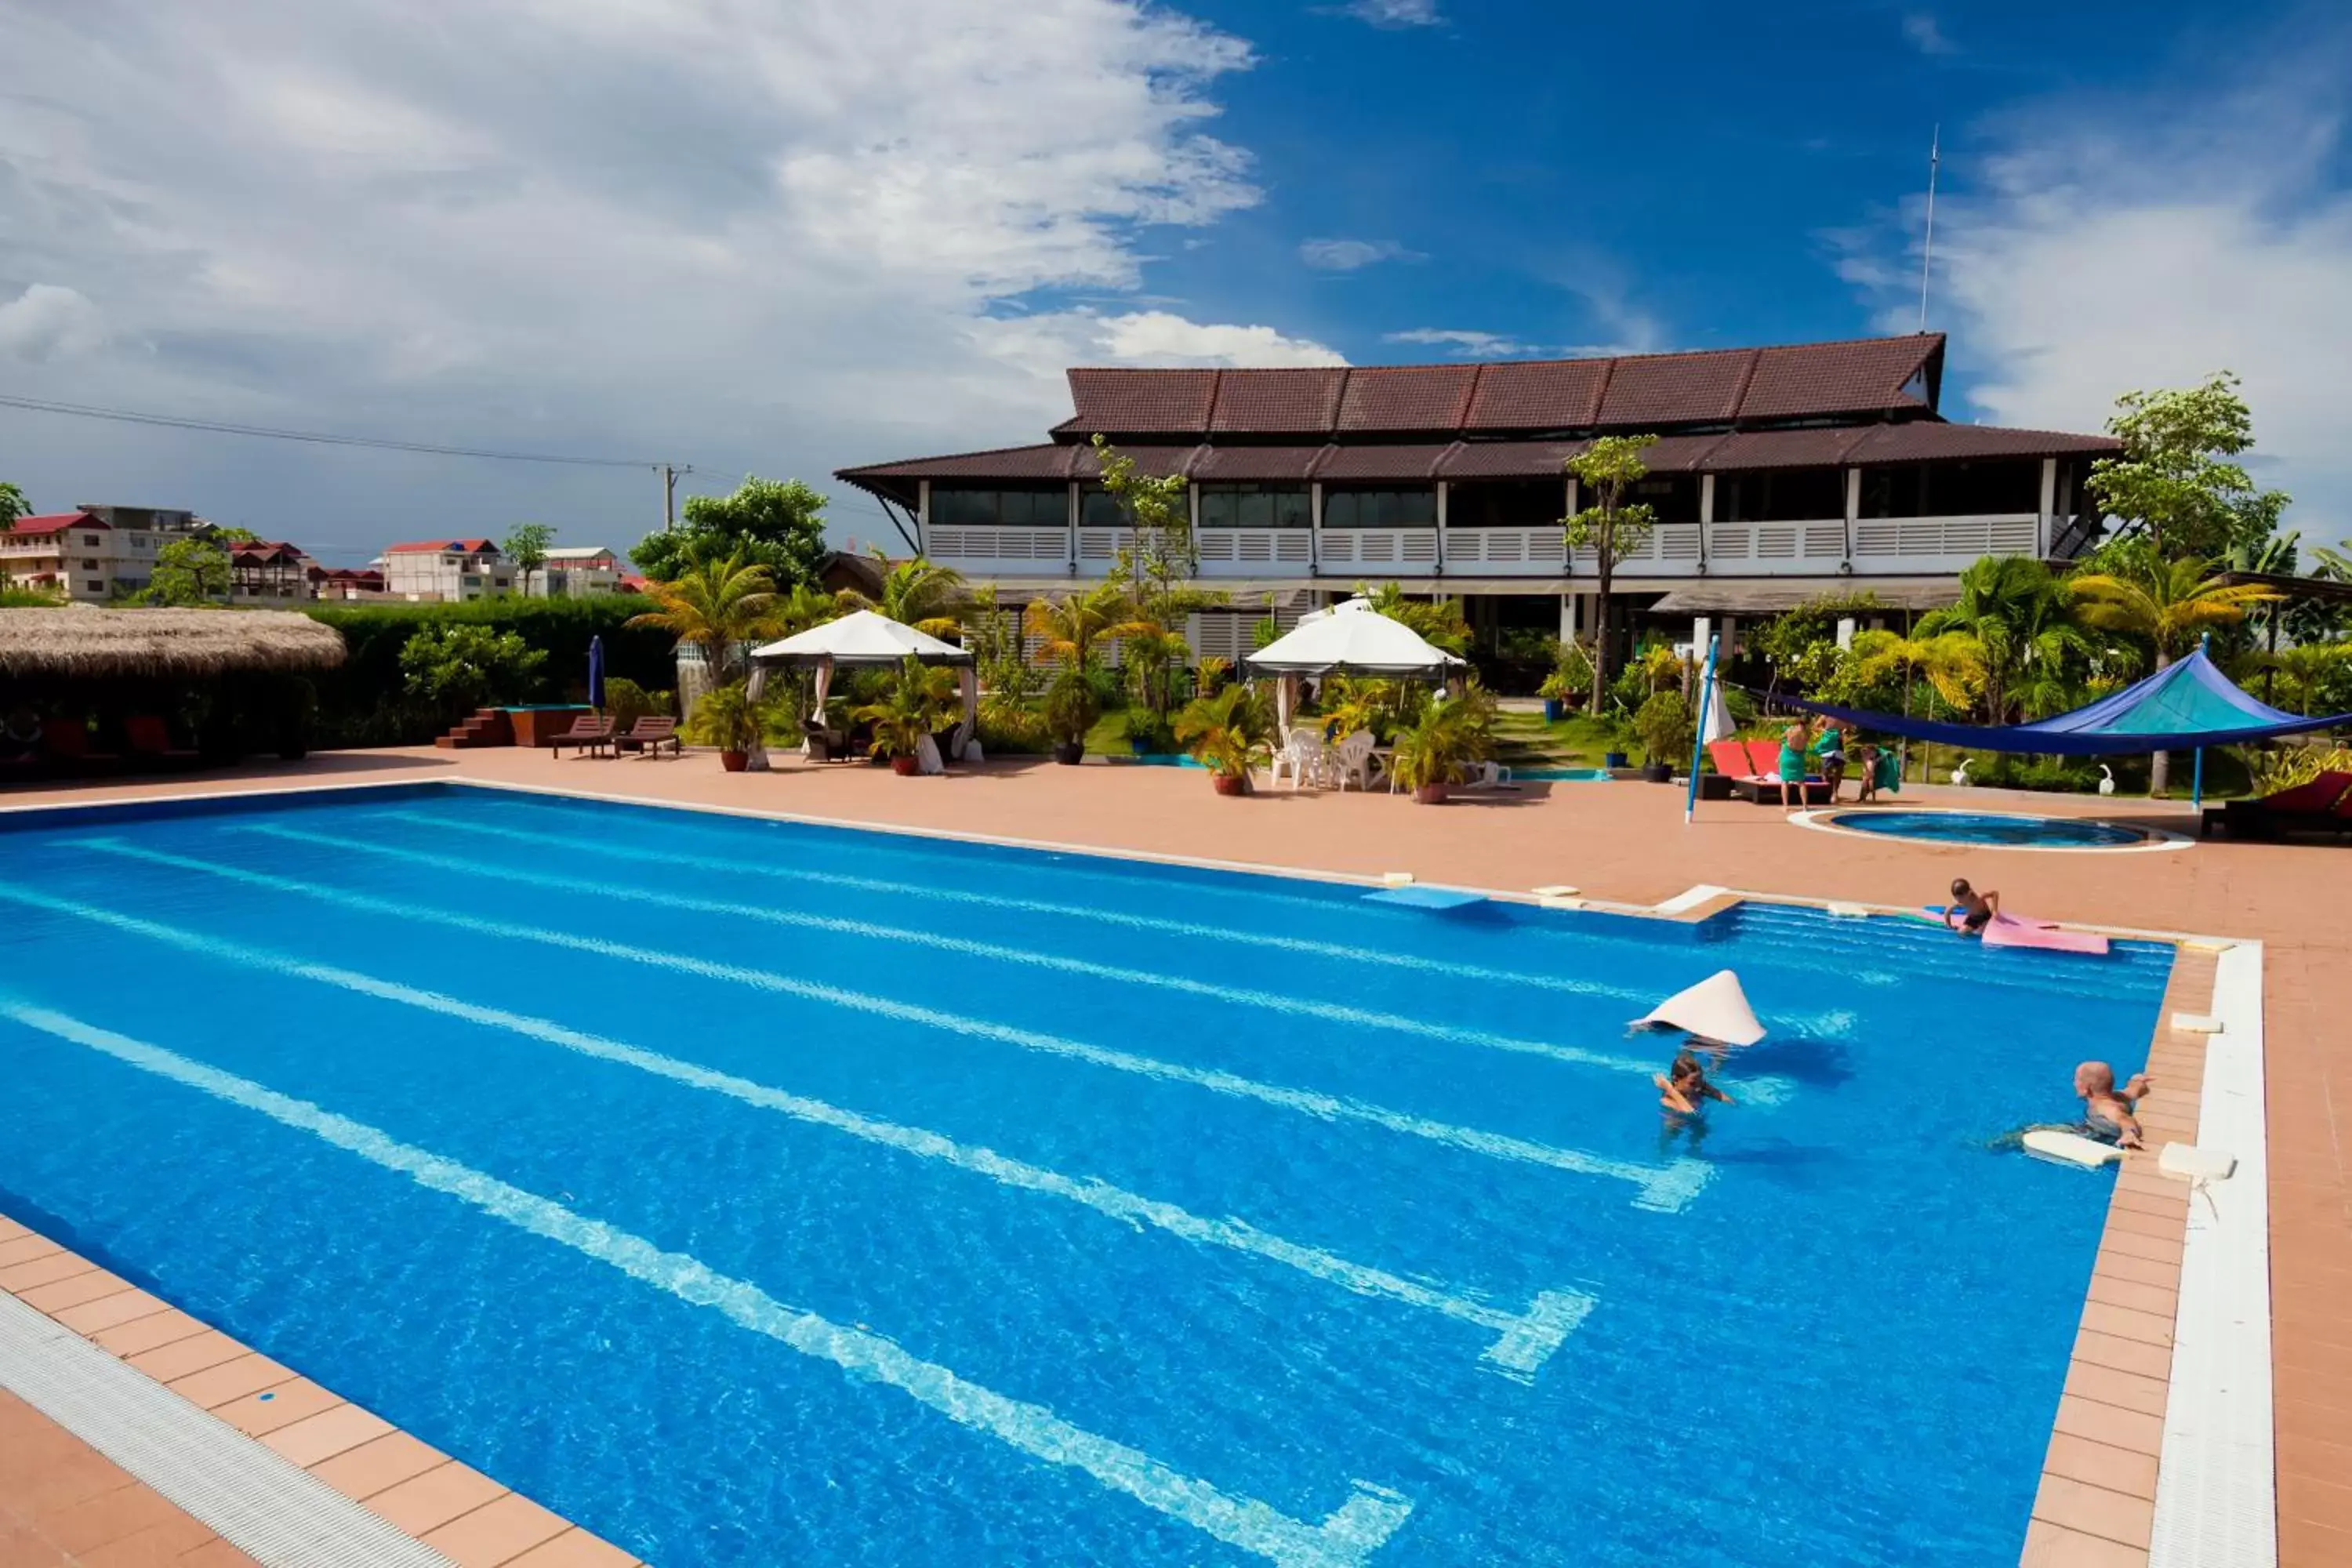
[1780,647,2352,755]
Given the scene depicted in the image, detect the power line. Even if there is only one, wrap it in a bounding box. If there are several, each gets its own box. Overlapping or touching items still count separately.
[0,391,680,470]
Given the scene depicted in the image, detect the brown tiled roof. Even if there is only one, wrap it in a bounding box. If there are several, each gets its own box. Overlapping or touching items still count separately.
[1338,365,1480,432]
[834,420,2120,496]
[1316,444,1459,483]
[1062,368,1218,434]
[1188,446,1329,481]
[1594,348,1754,428]
[1460,359,1611,431]
[1740,336,1939,419]
[1209,369,1348,434]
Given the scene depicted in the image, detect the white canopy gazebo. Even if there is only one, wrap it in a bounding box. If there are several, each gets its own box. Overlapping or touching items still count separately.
[746,609,976,771]
[1241,597,1467,728]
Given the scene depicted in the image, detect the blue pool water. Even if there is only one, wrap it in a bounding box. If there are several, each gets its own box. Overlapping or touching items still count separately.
[1824,810,2154,848]
[0,785,2172,1568]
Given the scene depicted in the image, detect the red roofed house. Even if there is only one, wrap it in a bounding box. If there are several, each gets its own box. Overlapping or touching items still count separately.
[377,539,514,601]
[1,506,209,603]
[227,540,318,604]
[835,333,2118,668]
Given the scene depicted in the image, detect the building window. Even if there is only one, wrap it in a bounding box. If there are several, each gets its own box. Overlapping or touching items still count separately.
[1196,484,1311,529]
[84,580,103,594]
[1860,459,2040,518]
[1628,474,1702,524]
[1446,480,1563,529]
[81,559,99,570]
[83,534,103,547]
[1320,488,1436,529]
[1715,467,1846,523]
[932,485,1068,529]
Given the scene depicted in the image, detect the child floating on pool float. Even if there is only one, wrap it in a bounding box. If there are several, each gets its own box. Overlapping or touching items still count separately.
[1942,877,2000,936]
[2076,1061,2152,1149]
[1656,1047,1734,1115]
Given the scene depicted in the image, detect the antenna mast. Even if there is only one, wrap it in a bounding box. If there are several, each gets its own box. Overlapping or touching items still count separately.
[1918,125,1940,332]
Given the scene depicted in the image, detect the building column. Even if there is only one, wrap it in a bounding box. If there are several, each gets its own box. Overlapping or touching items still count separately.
[1309,481,1323,578]
[1559,592,1580,644]
[1068,481,1081,575]
[1698,473,1715,570]
[916,481,930,556]
[2038,458,2059,557]
[1719,615,1738,659]
[1435,480,1448,574]
[1843,467,1861,564]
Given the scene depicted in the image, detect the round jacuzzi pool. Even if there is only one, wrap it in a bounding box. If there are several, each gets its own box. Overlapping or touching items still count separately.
[1798,808,2189,851]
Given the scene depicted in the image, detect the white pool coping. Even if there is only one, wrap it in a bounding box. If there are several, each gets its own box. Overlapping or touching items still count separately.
[0,1289,456,1568]
[1788,805,2195,853]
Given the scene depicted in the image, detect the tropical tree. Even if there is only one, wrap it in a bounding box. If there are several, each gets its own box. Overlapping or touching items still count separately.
[0,481,31,525]
[853,655,961,762]
[631,475,829,586]
[1173,681,1276,786]
[1563,434,1660,715]
[399,624,547,718]
[1093,435,1196,607]
[144,538,233,605]
[837,546,966,637]
[2258,643,2352,717]
[1363,581,1471,655]
[1024,581,1128,670]
[1916,556,2089,722]
[503,522,557,595]
[2088,372,2290,561]
[2068,554,2281,793]
[625,548,782,687]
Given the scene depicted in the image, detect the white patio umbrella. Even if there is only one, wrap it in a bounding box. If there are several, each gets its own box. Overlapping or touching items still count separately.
[1241,597,1465,728]
[746,609,976,771]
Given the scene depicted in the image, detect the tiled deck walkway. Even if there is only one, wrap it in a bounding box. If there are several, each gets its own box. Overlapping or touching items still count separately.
[5,747,2347,1563]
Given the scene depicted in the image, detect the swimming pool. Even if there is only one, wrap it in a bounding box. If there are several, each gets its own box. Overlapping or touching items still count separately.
[0,784,2173,1566]
[1809,808,2180,851]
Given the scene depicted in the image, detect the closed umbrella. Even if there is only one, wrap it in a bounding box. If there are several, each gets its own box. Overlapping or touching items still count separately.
[587,635,606,713]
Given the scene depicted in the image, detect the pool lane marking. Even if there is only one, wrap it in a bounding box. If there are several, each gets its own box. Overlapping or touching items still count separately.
[53,845,1711,1213]
[373,808,1849,1044]
[246,823,1672,1083]
[0,883,1591,1376]
[0,1002,1415,1568]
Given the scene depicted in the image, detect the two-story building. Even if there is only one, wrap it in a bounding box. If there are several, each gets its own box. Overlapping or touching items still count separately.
[836,332,2118,666]
[0,507,203,601]
[228,541,319,604]
[377,539,515,601]
[537,546,625,597]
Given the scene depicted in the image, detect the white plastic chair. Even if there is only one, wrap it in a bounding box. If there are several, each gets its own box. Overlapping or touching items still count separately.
[1330,729,1376,791]
[1468,760,1514,789]
[1272,728,1324,789]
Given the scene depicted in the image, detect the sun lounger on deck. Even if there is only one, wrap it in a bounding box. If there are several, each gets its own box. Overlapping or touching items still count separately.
[124,715,201,768]
[614,715,682,758]
[550,713,616,758]
[42,719,120,773]
[2202,770,2352,838]
[1716,739,1831,805]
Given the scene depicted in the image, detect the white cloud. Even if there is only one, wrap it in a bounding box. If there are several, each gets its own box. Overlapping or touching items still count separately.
[1905,83,2352,539]
[1339,1,1443,28]
[1902,13,1957,56]
[0,283,108,361]
[1382,328,1538,358]
[0,2,1332,557]
[1298,237,1416,271]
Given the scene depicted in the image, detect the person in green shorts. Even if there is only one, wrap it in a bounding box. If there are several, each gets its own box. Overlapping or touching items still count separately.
[1777,717,1813,804]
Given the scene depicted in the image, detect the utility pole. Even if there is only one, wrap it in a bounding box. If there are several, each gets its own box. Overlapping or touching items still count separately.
[1918,125,1940,333]
[660,464,683,531]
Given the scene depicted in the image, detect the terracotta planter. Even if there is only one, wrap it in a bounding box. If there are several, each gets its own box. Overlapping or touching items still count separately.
[719,750,750,772]
[1211,771,1248,797]
[1414,782,1450,804]
[891,754,921,776]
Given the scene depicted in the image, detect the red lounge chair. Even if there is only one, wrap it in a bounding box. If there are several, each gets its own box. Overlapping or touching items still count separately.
[42,718,120,770]
[2204,770,2352,838]
[125,715,201,768]
[550,713,616,758]
[1726,737,1829,806]
[615,715,682,758]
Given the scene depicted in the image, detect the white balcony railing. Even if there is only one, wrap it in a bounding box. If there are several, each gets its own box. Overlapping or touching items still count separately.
[1443,527,1566,568]
[1853,515,2038,560]
[1196,528,1312,573]
[1318,529,1439,568]
[924,527,1069,564]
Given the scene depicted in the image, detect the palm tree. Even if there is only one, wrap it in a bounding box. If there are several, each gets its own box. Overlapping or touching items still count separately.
[837,546,965,638]
[2069,555,2281,793]
[1024,581,1127,670]
[1916,556,2085,723]
[2256,643,2352,717]
[626,548,782,686]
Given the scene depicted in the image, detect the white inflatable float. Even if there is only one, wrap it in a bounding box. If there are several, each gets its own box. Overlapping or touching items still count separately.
[1633,970,1766,1047]
[2023,1128,2122,1167]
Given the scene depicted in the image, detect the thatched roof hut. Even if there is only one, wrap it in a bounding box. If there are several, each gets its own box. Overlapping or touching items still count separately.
[0,608,346,680]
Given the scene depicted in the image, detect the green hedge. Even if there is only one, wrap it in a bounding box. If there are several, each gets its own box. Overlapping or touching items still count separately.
[303,598,677,747]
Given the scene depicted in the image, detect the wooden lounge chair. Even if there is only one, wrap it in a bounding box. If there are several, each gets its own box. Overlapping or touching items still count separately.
[42,718,120,773]
[1720,739,1831,806]
[550,713,616,758]
[804,714,851,761]
[124,715,201,768]
[2202,770,2352,839]
[615,715,682,758]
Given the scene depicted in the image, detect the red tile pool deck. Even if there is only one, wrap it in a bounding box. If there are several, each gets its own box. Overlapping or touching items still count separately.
[5,746,2347,1566]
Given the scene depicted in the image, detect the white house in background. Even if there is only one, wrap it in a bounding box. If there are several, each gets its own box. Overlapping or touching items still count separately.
[378,538,514,601]
[536,546,624,597]
[0,505,208,602]
[834,332,2119,663]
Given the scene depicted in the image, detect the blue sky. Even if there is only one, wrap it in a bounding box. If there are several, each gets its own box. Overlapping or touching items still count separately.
[2,1,2347,562]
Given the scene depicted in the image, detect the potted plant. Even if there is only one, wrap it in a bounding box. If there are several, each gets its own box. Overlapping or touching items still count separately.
[1126,710,1175,757]
[1173,682,1272,795]
[1042,666,1098,766]
[1537,670,1573,724]
[855,655,958,776]
[1389,701,1475,804]
[1634,689,1693,784]
[686,679,763,771]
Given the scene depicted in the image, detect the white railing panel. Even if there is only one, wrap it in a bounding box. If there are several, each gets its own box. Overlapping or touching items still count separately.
[1442,528,1567,568]
[925,528,1070,564]
[1319,529,1439,567]
[1851,514,2038,559]
[1196,529,1312,573]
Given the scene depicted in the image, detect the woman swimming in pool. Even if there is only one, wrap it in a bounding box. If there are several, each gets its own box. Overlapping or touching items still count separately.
[1944,878,2000,936]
